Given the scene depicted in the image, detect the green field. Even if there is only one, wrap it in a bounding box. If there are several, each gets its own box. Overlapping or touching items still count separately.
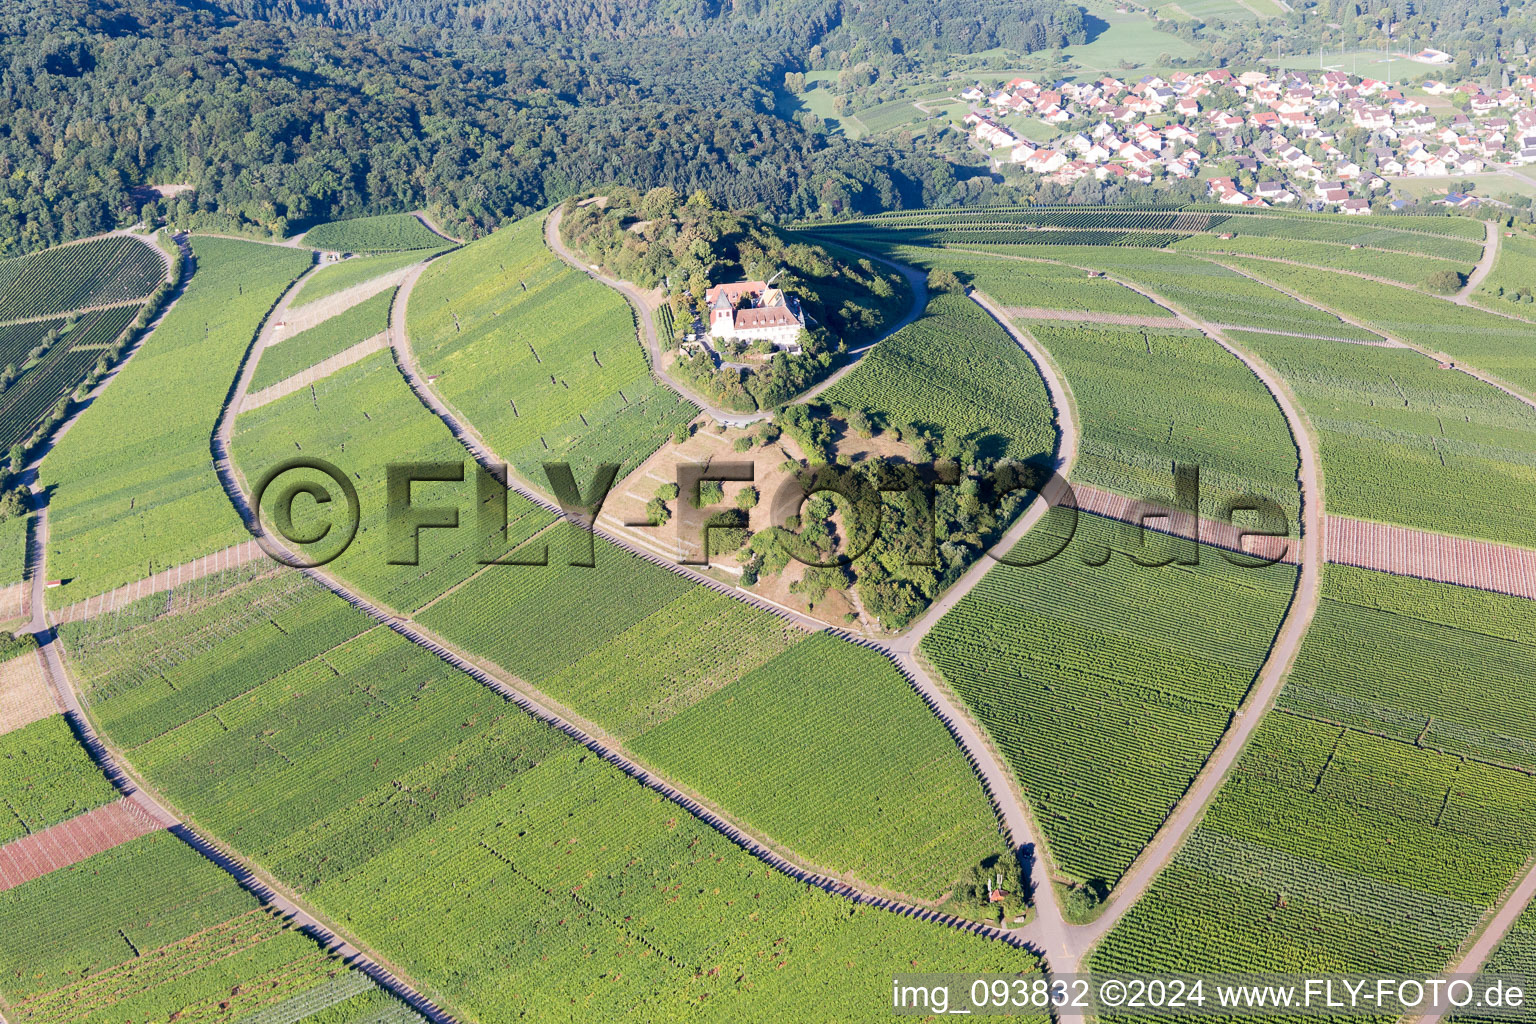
[301,213,447,252]
[407,212,698,486]
[1226,329,1536,547]
[249,287,393,391]
[1174,233,1476,288]
[1029,320,1301,521]
[0,236,164,321]
[42,237,311,606]
[234,351,557,613]
[0,513,27,588]
[1281,566,1536,769]
[880,246,1176,317]
[0,304,141,450]
[0,831,418,1024]
[630,634,1011,899]
[819,291,1055,463]
[63,570,1046,1022]
[291,248,448,307]
[1093,662,1536,1000]
[922,511,1298,887]
[1473,231,1536,311]
[1226,257,1536,398]
[0,715,118,841]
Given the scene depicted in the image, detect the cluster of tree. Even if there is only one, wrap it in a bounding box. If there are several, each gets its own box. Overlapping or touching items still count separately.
[748,403,1044,630]
[560,186,908,409]
[0,0,1045,255]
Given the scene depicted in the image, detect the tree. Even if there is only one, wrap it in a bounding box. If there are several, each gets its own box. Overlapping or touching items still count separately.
[641,186,681,221]
[1424,269,1465,294]
[927,268,964,293]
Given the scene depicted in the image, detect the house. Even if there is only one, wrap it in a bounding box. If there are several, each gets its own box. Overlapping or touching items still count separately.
[1341,197,1372,215]
[706,281,805,351]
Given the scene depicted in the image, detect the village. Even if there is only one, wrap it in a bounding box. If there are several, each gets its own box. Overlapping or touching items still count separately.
[962,50,1536,211]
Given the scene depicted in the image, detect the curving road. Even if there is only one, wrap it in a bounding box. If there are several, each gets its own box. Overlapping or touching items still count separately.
[206,262,1056,962]
[1454,220,1501,305]
[1058,274,1326,959]
[18,244,460,1024]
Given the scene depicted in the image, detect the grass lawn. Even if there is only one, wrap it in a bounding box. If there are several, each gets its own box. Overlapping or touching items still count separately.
[1276,50,1437,84]
[1387,172,1536,199]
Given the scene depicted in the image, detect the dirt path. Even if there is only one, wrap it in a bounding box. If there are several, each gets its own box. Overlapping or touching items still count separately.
[1455,220,1500,304]
[1413,860,1536,1024]
[411,210,462,245]
[274,267,407,334]
[243,333,389,410]
[892,287,1081,976]
[544,206,767,425]
[1000,306,1179,328]
[1063,274,1327,960]
[213,266,1056,960]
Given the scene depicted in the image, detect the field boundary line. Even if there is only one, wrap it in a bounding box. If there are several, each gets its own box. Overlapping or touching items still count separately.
[243,333,390,410]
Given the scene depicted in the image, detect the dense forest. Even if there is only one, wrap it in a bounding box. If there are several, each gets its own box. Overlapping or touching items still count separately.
[0,0,1078,254]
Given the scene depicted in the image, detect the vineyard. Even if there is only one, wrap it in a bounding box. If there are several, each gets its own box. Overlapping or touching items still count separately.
[921,510,1298,887]
[819,291,1055,463]
[66,571,1046,1022]
[1453,903,1536,1023]
[836,204,1488,242]
[42,237,311,607]
[877,247,1176,317]
[1224,329,1536,547]
[1092,711,1536,1002]
[0,715,118,842]
[0,305,140,450]
[1280,565,1536,770]
[630,634,1012,900]
[1026,320,1301,523]
[250,288,394,391]
[1472,232,1536,313]
[1222,257,1536,395]
[234,350,557,613]
[406,212,698,486]
[0,236,164,322]
[1172,233,1475,287]
[301,213,447,252]
[292,248,447,307]
[0,831,417,1024]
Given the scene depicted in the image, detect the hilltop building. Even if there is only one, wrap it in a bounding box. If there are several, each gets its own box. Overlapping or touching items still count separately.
[706,280,806,352]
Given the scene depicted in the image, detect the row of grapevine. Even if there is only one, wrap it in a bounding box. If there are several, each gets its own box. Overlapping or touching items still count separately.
[406,212,699,484]
[1225,328,1536,550]
[249,287,394,391]
[67,571,1047,1023]
[0,305,140,449]
[921,511,1298,887]
[1225,257,1536,397]
[0,831,421,1024]
[301,213,446,252]
[0,715,119,842]
[42,237,313,608]
[0,236,164,321]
